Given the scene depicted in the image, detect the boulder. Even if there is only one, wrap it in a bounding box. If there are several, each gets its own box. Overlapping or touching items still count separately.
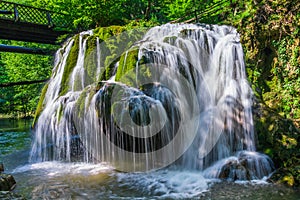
[0,163,16,191]
[0,163,4,172]
[0,174,16,191]
[217,151,275,180]
[0,191,25,200]
[218,159,251,180]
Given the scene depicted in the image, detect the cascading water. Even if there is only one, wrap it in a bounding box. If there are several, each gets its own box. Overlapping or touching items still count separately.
[30,23,274,180]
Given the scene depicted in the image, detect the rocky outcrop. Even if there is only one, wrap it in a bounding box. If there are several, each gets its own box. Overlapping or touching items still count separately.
[218,158,251,181]
[0,163,16,191]
[203,151,274,181]
[224,0,300,186]
[0,163,26,199]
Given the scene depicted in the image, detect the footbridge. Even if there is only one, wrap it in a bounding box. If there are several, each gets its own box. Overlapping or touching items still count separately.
[0,0,72,45]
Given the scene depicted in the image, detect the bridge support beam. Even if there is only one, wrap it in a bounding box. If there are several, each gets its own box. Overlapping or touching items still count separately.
[0,79,49,87]
[0,19,70,45]
[0,44,55,55]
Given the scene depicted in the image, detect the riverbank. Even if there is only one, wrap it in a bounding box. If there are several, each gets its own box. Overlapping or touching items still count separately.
[1,114,299,199]
[201,181,300,200]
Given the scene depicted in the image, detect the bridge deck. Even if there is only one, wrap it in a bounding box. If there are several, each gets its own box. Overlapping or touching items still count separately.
[0,1,72,44]
[0,19,69,44]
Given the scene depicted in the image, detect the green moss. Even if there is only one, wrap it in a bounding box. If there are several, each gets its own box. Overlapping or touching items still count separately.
[88,88,96,104]
[220,0,300,186]
[59,35,80,96]
[104,54,118,79]
[163,36,178,45]
[32,82,49,127]
[115,47,139,84]
[93,25,146,82]
[94,26,126,41]
[93,27,128,81]
[57,103,63,122]
[84,36,99,85]
[254,103,300,186]
[74,86,97,118]
[75,89,88,118]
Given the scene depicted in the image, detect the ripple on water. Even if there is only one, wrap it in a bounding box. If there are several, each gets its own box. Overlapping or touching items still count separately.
[7,162,300,200]
[12,162,209,199]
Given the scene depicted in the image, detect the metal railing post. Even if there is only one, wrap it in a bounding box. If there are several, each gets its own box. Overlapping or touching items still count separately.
[46,12,53,28]
[13,4,19,22]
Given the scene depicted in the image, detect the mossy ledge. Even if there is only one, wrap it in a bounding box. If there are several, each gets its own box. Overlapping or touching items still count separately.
[75,88,89,118]
[32,82,49,127]
[93,25,126,41]
[84,36,99,85]
[115,47,139,84]
[59,35,80,96]
[94,25,146,81]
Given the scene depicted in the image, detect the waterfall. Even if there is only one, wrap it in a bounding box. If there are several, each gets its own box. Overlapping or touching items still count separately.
[30,23,274,179]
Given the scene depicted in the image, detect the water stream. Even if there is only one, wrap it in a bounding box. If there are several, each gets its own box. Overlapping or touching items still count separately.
[30,23,274,176]
[1,119,300,199]
[1,23,298,199]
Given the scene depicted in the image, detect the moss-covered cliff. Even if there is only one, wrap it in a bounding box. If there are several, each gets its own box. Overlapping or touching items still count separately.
[33,3,300,185]
[223,0,300,186]
[33,24,150,125]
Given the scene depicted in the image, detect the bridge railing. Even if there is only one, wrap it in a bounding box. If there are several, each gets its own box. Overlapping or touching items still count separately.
[171,0,234,24]
[0,0,72,29]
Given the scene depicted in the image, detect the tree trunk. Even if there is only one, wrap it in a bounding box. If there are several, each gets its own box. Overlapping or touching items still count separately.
[145,0,152,20]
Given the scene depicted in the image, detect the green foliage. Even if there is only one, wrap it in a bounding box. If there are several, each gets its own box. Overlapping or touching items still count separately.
[254,103,300,186]
[269,38,300,119]
[0,40,52,117]
[164,0,193,20]
[228,0,300,186]
[16,0,164,30]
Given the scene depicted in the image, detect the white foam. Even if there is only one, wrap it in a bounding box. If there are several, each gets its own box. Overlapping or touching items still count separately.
[12,161,114,176]
[117,170,208,199]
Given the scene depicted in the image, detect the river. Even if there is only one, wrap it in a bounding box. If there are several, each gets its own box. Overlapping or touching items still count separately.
[0,118,299,199]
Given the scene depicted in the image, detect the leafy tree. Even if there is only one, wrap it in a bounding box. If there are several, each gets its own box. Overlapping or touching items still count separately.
[0,40,52,117]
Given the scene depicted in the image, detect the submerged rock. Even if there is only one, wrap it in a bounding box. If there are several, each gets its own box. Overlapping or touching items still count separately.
[0,191,25,200]
[0,163,4,172]
[0,173,16,191]
[0,164,25,199]
[0,164,16,191]
[203,151,274,181]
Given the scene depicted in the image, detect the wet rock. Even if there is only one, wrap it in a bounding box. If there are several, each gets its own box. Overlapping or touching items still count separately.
[204,151,274,181]
[0,163,16,191]
[0,191,25,200]
[0,164,25,199]
[218,159,251,181]
[0,174,16,191]
[0,163,4,172]
[201,181,300,200]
